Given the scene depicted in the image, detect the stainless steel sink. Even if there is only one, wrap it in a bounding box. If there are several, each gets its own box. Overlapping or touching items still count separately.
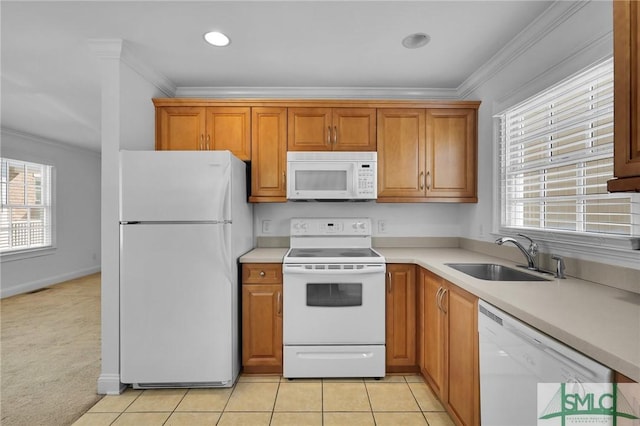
[445,263,550,281]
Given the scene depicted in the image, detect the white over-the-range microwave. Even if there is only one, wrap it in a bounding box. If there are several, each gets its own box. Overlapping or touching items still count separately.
[287,151,377,201]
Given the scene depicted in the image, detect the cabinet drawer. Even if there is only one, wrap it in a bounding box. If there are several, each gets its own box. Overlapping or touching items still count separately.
[242,264,283,284]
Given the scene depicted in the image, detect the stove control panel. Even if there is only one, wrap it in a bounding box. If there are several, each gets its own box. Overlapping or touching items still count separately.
[290,218,371,237]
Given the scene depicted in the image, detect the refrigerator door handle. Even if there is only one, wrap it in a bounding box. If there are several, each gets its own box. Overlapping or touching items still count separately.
[220,222,232,280]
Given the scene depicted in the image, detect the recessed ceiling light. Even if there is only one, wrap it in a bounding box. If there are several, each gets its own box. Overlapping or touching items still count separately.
[402,33,431,49]
[204,31,230,47]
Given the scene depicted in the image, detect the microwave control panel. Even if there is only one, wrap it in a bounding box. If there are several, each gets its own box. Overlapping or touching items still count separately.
[356,162,377,197]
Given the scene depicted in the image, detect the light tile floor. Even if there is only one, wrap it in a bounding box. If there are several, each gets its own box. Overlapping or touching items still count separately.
[73,375,455,426]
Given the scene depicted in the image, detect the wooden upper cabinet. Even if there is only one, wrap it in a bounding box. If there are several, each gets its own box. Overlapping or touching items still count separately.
[250,107,287,202]
[205,107,251,160]
[608,0,640,192]
[156,107,207,151]
[377,109,426,198]
[288,107,376,151]
[426,109,477,200]
[155,105,250,160]
[378,107,478,202]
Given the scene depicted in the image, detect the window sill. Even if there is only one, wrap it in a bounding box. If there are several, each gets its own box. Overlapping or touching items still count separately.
[494,227,640,267]
[1,246,56,263]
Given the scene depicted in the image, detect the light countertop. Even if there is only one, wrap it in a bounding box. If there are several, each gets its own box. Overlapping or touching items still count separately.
[239,247,640,381]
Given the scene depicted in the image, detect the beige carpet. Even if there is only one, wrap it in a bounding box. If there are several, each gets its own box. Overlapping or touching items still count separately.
[1,273,103,426]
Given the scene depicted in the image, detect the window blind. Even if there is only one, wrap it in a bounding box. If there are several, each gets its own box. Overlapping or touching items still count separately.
[0,158,53,252]
[499,59,637,236]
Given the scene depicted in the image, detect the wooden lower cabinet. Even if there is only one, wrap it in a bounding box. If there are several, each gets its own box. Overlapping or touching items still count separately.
[385,264,418,372]
[418,267,479,426]
[241,264,283,374]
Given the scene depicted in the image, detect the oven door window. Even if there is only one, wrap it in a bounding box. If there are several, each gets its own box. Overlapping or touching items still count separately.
[306,283,362,307]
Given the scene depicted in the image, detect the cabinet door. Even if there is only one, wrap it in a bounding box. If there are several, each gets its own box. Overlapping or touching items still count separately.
[251,107,287,201]
[206,107,251,160]
[445,282,479,426]
[241,284,283,373]
[426,109,477,201]
[385,264,417,372]
[377,109,427,199]
[156,107,206,150]
[332,108,377,151]
[287,108,332,151]
[609,0,640,191]
[420,268,445,399]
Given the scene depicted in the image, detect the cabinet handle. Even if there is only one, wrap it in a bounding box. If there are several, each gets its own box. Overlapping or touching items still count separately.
[436,287,443,311]
[419,171,425,190]
[387,271,392,293]
[206,135,211,150]
[426,171,431,190]
[200,134,204,150]
[277,291,282,315]
[259,270,266,277]
[327,126,331,146]
[333,126,338,145]
[440,288,448,314]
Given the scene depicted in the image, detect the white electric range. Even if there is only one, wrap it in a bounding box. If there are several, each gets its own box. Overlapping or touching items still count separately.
[282,217,386,379]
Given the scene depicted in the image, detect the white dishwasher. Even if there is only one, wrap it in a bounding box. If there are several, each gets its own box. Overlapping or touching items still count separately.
[478,300,612,426]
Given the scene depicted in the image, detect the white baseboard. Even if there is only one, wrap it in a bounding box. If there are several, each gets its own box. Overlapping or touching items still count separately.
[97,374,126,395]
[0,266,101,298]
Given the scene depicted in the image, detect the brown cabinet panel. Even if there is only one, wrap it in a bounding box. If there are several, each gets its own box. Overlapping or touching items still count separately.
[288,108,332,151]
[288,107,376,151]
[385,264,417,372]
[377,109,426,198]
[418,267,479,426]
[206,107,251,160]
[242,263,283,284]
[419,268,445,398]
[609,0,640,191]
[156,105,250,160]
[241,283,282,373]
[241,264,283,374]
[251,108,287,201]
[332,108,376,151]
[426,109,477,200]
[445,284,479,426]
[156,107,206,150]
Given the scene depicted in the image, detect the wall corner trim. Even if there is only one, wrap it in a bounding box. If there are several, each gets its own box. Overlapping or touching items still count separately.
[97,374,126,395]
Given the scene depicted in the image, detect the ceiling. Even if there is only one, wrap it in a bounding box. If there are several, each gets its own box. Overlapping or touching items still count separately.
[1,1,554,152]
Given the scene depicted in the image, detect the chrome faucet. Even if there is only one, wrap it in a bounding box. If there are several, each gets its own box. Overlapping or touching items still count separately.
[495,234,538,270]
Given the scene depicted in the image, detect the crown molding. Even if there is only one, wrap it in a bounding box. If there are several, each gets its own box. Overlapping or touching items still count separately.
[174,86,459,100]
[492,31,612,114]
[457,1,590,99]
[119,43,176,97]
[1,127,101,156]
[88,38,176,97]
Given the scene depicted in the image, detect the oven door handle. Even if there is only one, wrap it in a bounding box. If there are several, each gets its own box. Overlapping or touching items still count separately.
[283,264,386,275]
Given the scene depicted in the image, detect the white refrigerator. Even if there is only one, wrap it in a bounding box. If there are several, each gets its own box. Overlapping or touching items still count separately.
[119,150,253,388]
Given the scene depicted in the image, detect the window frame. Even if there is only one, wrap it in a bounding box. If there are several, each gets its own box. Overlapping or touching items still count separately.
[0,157,56,262]
[492,59,640,263]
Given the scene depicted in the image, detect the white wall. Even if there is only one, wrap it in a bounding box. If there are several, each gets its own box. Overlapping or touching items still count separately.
[0,130,101,297]
[93,40,169,394]
[459,2,618,254]
[255,202,461,238]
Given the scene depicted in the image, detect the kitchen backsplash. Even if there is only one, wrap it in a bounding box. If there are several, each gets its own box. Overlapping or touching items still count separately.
[254,202,462,237]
